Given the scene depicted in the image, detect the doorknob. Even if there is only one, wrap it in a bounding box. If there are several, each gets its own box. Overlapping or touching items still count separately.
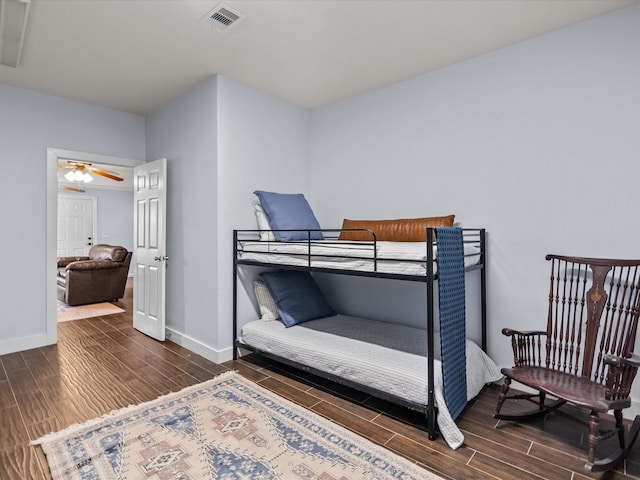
[154,256,169,261]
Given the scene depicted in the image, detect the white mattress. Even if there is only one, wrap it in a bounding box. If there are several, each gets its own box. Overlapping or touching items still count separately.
[238,240,480,276]
[240,315,502,449]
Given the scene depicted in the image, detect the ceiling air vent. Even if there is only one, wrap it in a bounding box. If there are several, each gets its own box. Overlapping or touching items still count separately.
[201,3,244,31]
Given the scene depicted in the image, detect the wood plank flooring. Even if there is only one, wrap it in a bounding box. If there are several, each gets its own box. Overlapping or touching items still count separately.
[2,283,640,479]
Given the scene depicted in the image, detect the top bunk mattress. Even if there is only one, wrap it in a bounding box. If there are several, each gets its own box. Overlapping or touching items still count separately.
[239,314,502,449]
[236,239,481,276]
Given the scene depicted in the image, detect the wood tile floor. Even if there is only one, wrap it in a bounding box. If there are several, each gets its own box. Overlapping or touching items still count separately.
[2,284,640,479]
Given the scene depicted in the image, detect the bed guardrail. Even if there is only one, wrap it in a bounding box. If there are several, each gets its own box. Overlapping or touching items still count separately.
[234,227,485,281]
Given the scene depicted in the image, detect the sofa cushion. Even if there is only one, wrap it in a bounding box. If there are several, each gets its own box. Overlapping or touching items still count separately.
[66,260,122,271]
[57,256,89,268]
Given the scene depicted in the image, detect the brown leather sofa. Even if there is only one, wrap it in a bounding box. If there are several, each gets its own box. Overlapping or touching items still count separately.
[57,244,132,306]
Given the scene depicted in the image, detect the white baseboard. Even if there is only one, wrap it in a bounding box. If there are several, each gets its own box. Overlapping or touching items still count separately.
[0,328,233,364]
[0,333,54,356]
[165,327,233,364]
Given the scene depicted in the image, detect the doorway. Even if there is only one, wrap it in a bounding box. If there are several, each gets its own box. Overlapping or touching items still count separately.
[46,148,143,345]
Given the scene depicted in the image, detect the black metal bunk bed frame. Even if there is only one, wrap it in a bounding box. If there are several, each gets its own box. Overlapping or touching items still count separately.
[232,227,486,442]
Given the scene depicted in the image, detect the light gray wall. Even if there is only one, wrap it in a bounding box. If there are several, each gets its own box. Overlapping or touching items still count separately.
[145,75,309,360]
[308,5,640,381]
[0,83,144,354]
[0,73,310,361]
[216,75,310,356]
[94,189,134,250]
[146,76,219,355]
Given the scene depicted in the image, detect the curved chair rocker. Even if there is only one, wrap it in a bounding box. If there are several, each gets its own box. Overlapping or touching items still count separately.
[495,255,640,472]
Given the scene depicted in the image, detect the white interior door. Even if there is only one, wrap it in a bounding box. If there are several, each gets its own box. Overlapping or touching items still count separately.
[57,195,96,256]
[133,158,167,340]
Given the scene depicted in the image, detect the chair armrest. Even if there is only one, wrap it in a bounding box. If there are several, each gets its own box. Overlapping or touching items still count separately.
[604,353,640,400]
[604,353,640,369]
[57,256,89,268]
[502,328,547,337]
[502,328,547,367]
[66,260,121,271]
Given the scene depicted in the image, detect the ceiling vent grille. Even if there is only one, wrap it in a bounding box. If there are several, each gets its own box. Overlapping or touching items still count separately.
[201,3,244,31]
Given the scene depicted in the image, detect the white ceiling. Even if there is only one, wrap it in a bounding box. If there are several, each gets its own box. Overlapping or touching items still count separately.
[1,0,637,115]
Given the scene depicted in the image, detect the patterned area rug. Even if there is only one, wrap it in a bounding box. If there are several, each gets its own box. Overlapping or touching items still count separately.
[33,371,438,480]
[57,300,124,322]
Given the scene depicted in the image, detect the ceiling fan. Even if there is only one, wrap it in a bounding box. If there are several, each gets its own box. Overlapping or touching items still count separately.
[58,160,124,183]
[59,185,86,193]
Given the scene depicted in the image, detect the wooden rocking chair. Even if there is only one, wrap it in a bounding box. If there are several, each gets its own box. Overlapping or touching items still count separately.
[495,255,640,472]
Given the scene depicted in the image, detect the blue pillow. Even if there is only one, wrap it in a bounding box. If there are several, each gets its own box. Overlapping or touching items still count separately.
[259,270,336,327]
[254,190,324,241]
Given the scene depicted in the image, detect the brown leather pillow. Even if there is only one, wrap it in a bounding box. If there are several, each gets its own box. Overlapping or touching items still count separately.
[338,215,455,242]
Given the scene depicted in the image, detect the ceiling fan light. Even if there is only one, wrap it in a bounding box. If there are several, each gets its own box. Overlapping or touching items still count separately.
[64,168,90,182]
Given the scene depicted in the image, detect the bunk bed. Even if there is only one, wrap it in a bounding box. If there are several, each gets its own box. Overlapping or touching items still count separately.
[232,226,501,449]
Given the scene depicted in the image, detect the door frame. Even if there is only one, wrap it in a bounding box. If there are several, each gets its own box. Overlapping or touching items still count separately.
[46,147,144,345]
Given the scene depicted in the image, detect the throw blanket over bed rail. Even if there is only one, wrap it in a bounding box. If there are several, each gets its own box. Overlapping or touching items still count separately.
[436,227,467,420]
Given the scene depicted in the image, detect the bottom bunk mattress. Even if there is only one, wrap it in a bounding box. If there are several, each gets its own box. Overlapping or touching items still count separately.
[239,314,502,449]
